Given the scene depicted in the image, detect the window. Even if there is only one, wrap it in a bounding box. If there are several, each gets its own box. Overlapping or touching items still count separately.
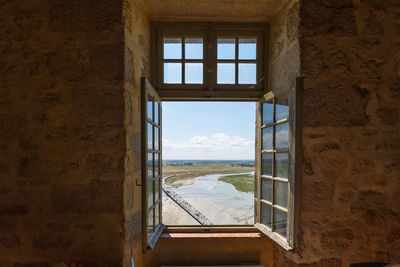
[142,21,302,251]
[152,22,268,100]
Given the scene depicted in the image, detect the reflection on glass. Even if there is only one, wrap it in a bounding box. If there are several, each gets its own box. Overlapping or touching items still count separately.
[147,123,153,150]
[239,39,257,60]
[154,101,159,124]
[217,38,235,59]
[155,178,160,202]
[164,63,182,84]
[262,153,273,176]
[262,127,273,151]
[147,95,153,120]
[164,38,182,59]
[275,153,289,178]
[261,202,272,228]
[276,93,289,121]
[273,208,287,238]
[263,101,273,125]
[154,127,159,151]
[154,153,159,178]
[147,153,153,179]
[274,181,288,208]
[238,63,256,84]
[217,63,235,84]
[155,204,160,226]
[185,63,203,84]
[185,38,203,59]
[261,178,272,202]
[147,180,153,209]
[275,122,289,150]
[148,209,154,234]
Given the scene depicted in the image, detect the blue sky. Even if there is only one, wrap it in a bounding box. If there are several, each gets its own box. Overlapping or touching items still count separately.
[162,102,256,160]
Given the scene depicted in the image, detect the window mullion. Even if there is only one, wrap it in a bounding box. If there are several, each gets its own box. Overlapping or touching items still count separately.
[182,36,185,84]
[235,37,238,85]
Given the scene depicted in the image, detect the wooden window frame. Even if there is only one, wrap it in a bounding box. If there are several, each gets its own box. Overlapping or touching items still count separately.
[151,22,269,100]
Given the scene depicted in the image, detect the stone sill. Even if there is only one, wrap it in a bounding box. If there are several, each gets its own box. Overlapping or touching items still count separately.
[161,233,264,239]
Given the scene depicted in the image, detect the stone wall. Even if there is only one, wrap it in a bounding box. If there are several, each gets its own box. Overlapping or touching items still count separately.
[268,0,300,90]
[0,0,125,265]
[274,0,400,266]
[122,0,150,266]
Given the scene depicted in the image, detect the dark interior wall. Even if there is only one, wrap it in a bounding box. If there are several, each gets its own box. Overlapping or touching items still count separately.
[274,0,400,266]
[0,0,125,265]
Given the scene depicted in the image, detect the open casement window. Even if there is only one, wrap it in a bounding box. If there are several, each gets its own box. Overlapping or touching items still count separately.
[254,76,303,250]
[141,78,165,251]
[152,22,268,100]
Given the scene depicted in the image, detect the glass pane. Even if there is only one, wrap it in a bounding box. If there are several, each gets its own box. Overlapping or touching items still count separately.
[261,178,272,202]
[154,101,159,125]
[154,153,159,178]
[155,178,160,202]
[147,153,153,179]
[261,153,273,176]
[147,181,153,209]
[239,38,257,60]
[185,38,203,59]
[217,38,235,59]
[148,209,154,234]
[147,123,153,150]
[164,38,182,59]
[238,63,256,84]
[154,127,159,151]
[262,101,273,125]
[273,208,287,238]
[261,202,272,228]
[147,95,153,121]
[155,204,160,226]
[275,122,289,150]
[274,181,288,208]
[185,63,203,84]
[217,63,235,84]
[164,63,182,84]
[276,93,289,121]
[275,153,289,178]
[262,127,273,151]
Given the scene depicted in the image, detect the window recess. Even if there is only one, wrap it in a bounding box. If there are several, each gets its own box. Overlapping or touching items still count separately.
[152,22,268,100]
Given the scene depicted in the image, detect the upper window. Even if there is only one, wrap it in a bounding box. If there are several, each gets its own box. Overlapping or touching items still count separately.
[152,22,268,100]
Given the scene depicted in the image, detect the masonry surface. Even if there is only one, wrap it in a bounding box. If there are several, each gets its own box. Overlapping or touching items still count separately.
[0,0,399,266]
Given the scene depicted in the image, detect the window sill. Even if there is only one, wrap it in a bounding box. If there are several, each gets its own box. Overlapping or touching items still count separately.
[161,232,264,239]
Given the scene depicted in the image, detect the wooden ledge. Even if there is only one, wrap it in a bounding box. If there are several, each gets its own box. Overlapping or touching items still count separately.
[161,233,264,239]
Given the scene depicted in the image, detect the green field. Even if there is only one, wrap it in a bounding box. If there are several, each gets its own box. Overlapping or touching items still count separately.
[163,160,254,186]
[218,174,254,193]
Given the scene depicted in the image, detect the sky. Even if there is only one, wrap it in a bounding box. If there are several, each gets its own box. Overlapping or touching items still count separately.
[162,102,256,160]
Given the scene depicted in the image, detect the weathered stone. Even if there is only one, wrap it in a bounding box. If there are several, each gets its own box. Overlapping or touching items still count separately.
[320,228,355,250]
[0,233,21,248]
[0,205,29,216]
[358,189,387,205]
[377,108,399,125]
[32,234,72,249]
[14,263,50,267]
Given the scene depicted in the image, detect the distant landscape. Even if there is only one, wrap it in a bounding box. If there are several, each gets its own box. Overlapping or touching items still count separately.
[163,160,254,188]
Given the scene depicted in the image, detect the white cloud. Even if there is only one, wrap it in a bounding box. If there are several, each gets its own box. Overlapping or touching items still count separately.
[163,133,254,160]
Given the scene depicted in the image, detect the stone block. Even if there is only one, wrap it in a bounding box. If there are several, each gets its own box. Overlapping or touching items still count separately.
[90,43,124,81]
[300,0,356,37]
[0,233,21,248]
[358,189,387,204]
[320,228,355,250]
[32,234,72,249]
[0,205,29,216]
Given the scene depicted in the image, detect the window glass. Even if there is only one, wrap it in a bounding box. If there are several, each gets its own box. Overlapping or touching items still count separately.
[154,102,159,124]
[154,153,159,177]
[262,127,273,151]
[185,38,203,59]
[164,38,182,59]
[276,93,289,121]
[155,178,160,202]
[275,153,288,178]
[238,63,256,84]
[164,63,182,84]
[147,181,154,209]
[261,178,272,202]
[217,38,235,60]
[275,123,289,150]
[262,101,274,125]
[147,96,153,121]
[147,124,153,150]
[154,127,159,151]
[273,208,287,238]
[274,181,288,208]
[261,202,272,228]
[262,153,273,176]
[217,63,235,84]
[155,204,160,226]
[147,153,153,179]
[239,38,257,60]
[185,63,203,84]
[148,209,154,233]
